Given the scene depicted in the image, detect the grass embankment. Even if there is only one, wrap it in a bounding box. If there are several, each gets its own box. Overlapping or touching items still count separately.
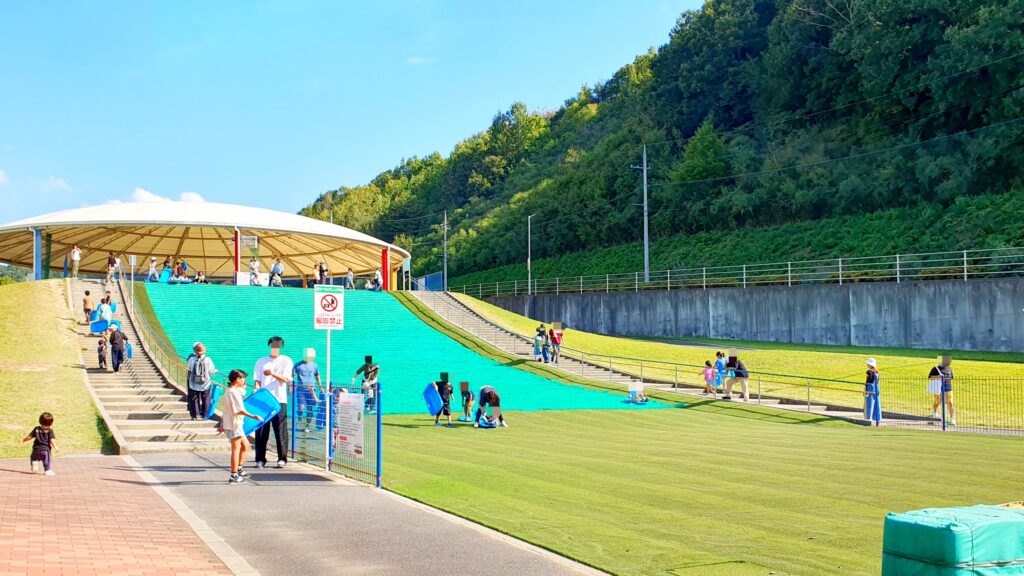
[452,293,1024,426]
[383,408,1024,576]
[0,280,113,457]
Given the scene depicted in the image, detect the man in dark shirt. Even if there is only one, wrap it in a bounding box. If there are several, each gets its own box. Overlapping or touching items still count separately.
[475,386,507,427]
[108,327,129,373]
[725,356,750,402]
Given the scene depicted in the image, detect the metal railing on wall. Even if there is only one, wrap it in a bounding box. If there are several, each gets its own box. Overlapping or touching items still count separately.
[450,247,1024,298]
[414,291,1024,435]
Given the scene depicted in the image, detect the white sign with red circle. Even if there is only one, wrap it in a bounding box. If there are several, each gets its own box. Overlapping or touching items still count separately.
[314,285,345,330]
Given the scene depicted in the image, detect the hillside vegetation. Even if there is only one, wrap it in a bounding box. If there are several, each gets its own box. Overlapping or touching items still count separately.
[300,0,1024,280]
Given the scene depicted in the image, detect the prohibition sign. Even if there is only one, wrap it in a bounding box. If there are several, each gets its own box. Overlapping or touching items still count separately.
[320,294,339,312]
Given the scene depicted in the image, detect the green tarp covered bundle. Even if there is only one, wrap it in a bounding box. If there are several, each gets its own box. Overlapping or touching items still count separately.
[883,505,1024,575]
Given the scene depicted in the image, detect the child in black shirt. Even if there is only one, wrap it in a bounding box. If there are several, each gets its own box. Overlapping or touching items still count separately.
[21,412,58,476]
[433,372,454,428]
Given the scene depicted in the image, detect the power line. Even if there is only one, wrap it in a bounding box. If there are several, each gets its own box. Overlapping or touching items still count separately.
[378,209,447,223]
[642,50,1024,148]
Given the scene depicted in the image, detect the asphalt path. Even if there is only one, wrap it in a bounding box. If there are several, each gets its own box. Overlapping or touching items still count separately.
[133,452,605,576]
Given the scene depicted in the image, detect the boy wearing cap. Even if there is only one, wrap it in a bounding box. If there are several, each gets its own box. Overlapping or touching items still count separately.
[433,373,454,428]
[864,358,881,426]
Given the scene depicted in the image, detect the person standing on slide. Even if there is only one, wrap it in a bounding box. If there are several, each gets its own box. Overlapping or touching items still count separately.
[253,336,293,468]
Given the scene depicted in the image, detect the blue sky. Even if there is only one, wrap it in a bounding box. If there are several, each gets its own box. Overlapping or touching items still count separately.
[0,1,700,221]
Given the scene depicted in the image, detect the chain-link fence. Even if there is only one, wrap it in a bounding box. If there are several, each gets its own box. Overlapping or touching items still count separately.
[290,382,382,487]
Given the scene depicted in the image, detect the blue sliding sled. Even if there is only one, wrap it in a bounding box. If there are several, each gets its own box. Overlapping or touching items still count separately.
[90,310,99,322]
[423,383,443,416]
[242,388,281,436]
[206,385,224,420]
[89,319,121,334]
[159,269,171,283]
[125,342,133,360]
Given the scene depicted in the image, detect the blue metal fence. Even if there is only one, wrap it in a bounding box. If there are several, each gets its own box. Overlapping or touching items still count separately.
[290,382,382,487]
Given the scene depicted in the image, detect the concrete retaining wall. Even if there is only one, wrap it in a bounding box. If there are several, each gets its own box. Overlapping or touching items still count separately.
[484,278,1024,352]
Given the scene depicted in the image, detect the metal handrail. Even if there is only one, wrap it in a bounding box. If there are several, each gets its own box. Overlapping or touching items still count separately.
[118,276,231,393]
[418,290,865,389]
[450,246,1024,298]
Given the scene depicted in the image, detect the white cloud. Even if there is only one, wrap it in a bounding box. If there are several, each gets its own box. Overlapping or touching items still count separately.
[129,187,205,203]
[405,56,434,65]
[0,169,8,187]
[42,176,71,192]
[131,187,169,202]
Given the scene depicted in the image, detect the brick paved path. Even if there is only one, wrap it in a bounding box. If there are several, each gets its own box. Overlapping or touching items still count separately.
[0,456,231,576]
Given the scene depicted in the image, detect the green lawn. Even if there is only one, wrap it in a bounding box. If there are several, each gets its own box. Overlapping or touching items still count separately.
[383,406,1024,576]
[452,293,1024,427]
[0,280,113,457]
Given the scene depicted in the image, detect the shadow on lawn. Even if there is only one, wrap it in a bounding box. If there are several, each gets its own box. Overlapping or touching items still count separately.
[688,398,838,426]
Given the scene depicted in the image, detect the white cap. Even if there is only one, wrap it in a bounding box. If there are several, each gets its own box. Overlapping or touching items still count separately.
[304,348,316,359]
[866,357,877,368]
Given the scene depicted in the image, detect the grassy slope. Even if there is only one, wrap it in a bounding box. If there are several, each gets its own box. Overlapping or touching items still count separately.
[452,293,1024,426]
[383,408,1024,576]
[0,280,113,457]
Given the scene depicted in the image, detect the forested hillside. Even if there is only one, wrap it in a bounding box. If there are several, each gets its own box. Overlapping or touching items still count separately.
[300,0,1024,281]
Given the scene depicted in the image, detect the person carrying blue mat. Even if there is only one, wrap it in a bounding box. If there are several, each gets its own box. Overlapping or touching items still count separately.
[218,369,263,484]
[474,386,508,428]
[252,336,293,469]
[432,373,454,428]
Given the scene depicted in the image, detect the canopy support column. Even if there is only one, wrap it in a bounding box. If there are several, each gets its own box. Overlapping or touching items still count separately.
[32,228,43,280]
[233,227,240,284]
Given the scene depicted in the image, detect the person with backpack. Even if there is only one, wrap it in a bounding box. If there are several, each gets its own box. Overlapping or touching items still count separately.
[186,342,218,420]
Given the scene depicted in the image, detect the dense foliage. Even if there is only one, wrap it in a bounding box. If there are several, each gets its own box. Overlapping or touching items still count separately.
[300,0,1024,280]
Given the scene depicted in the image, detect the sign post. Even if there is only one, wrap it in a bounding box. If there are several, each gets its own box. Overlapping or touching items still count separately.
[129,254,137,306]
[314,285,344,470]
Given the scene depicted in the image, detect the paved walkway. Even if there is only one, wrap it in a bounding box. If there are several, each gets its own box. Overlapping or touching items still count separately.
[134,452,604,576]
[0,456,231,576]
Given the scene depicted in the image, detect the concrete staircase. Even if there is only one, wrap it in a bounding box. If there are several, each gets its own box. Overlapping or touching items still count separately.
[70,278,226,454]
[409,291,643,388]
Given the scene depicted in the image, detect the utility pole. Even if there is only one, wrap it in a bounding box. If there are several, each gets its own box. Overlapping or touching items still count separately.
[528,213,536,296]
[442,210,448,292]
[631,144,650,282]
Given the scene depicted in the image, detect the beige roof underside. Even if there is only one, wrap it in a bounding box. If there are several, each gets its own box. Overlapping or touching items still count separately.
[0,201,409,277]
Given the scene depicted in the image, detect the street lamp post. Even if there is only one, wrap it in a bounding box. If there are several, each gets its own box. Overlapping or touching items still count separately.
[527,213,536,296]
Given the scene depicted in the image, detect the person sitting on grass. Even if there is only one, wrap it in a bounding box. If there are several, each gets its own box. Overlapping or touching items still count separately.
[460,381,474,421]
[220,369,262,484]
[474,386,508,428]
[701,360,717,397]
[433,372,454,428]
[21,412,58,476]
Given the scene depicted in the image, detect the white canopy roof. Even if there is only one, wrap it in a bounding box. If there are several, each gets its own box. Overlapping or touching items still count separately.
[0,201,410,278]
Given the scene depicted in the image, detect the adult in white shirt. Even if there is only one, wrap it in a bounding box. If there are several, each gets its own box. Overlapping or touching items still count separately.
[146,256,159,282]
[372,267,383,291]
[70,245,81,279]
[253,336,293,468]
